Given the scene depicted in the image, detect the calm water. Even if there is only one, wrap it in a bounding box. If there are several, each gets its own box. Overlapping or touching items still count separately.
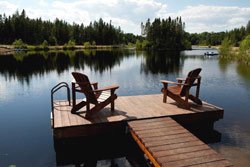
[0,49,250,166]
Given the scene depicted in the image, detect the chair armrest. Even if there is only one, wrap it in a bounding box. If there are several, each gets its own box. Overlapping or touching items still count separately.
[160,80,187,86]
[72,80,97,85]
[74,81,98,86]
[93,85,119,92]
[90,82,98,85]
[176,78,186,82]
[91,82,98,90]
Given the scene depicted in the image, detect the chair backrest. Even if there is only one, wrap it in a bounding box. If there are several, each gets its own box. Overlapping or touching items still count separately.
[72,72,98,104]
[180,68,202,97]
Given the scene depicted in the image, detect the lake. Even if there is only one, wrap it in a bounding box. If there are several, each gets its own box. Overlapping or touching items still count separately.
[0,48,250,166]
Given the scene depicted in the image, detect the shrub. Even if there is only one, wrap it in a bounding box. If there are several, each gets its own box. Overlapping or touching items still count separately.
[84,41,91,49]
[219,38,232,59]
[239,35,250,63]
[67,39,75,48]
[239,35,250,55]
[142,40,150,49]
[12,39,27,49]
[48,36,57,46]
[63,39,76,50]
[136,39,142,50]
[42,40,49,48]
[127,42,135,48]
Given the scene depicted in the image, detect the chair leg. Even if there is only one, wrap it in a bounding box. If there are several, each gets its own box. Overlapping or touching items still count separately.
[189,94,202,105]
[111,90,115,111]
[163,89,167,103]
[86,102,90,111]
[184,91,190,109]
[111,100,114,111]
[71,101,87,114]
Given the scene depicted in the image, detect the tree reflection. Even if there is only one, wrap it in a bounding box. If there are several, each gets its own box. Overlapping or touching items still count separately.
[218,58,250,85]
[237,63,250,84]
[0,49,184,85]
[218,58,232,73]
[0,49,134,84]
[140,50,183,74]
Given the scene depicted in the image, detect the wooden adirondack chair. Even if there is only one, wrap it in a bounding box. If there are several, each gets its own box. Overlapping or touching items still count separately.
[71,72,119,117]
[160,68,202,109]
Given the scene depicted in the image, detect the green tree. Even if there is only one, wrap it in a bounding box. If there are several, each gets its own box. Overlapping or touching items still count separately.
[48,36,57,45]
[239,35,250,56]
[219,38,232,58]
[142,39,150,49]
[84,41,91,48]
[136,39,142,50]
[41,40,48,49]
[142,17,186,50]
[12,39,27,49]
[246,21,250,35]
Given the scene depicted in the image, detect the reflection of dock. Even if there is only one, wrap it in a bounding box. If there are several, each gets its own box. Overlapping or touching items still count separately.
[52,94,232,166]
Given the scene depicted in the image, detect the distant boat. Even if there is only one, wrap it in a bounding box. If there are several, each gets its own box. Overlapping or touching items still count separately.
[204,51,218,56]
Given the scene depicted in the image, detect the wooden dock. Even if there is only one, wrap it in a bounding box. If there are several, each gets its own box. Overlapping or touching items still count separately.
[52,94,233,166]
[128,117,232,167]
[52,94,223,139]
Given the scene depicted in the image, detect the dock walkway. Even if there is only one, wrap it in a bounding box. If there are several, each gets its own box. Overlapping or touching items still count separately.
[128,117,232,167]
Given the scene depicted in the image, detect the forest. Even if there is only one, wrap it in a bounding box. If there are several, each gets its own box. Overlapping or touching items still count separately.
[187,21,250,47]
[0,10,191,50]
[0,10,138,46]
[140,17,190,50]
[0,9,250,51]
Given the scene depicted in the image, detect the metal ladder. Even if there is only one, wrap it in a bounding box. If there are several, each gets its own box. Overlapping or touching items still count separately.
[51,82,71,112]
[51,82,71,128]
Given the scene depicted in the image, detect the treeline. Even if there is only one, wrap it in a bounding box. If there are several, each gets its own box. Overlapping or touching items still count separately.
[140,17,190,50]
[187,21,250,47]
[0,10,191,51]
[0,10,138,45]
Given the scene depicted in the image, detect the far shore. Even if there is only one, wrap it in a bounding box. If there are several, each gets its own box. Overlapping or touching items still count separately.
[0,44,130,55]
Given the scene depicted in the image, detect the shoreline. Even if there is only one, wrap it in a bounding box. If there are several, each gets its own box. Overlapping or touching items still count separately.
[0,44,127,54]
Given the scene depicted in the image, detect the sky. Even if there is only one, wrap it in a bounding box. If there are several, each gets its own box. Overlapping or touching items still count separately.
[1,0,250,35]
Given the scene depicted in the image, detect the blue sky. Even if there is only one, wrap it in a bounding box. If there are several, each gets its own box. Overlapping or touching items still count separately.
[1,0,250,34]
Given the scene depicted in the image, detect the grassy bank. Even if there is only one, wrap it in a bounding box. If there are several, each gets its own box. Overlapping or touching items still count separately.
[219,46,250,64]
[0,44,129,54]
[219,39,250,65]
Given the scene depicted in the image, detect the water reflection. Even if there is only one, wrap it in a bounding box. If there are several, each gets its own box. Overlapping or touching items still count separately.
[140,50,183,74]
[219,58,250,85]
[1,49,250,166]
[236,63,250,84]
[0,49,183,85]
[54,134,148,167]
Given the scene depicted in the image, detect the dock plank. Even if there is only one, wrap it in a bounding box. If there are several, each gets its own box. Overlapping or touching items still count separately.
[128,117,232,167]
[142,132,192,142]
[60,105,71,127]
[191,160,233,167]
[144,136,198,147]
[158,149,217,163]
[149,140,204,152]
[153,144,211,157]
[161,154,225,167]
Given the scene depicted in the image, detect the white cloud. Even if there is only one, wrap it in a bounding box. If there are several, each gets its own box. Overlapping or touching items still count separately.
[0,0,164,34]
[1,1,250,34]
[26,0,164,34]
[157,5,250,33]
[0,1,18,15]
[38,0,47,7]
